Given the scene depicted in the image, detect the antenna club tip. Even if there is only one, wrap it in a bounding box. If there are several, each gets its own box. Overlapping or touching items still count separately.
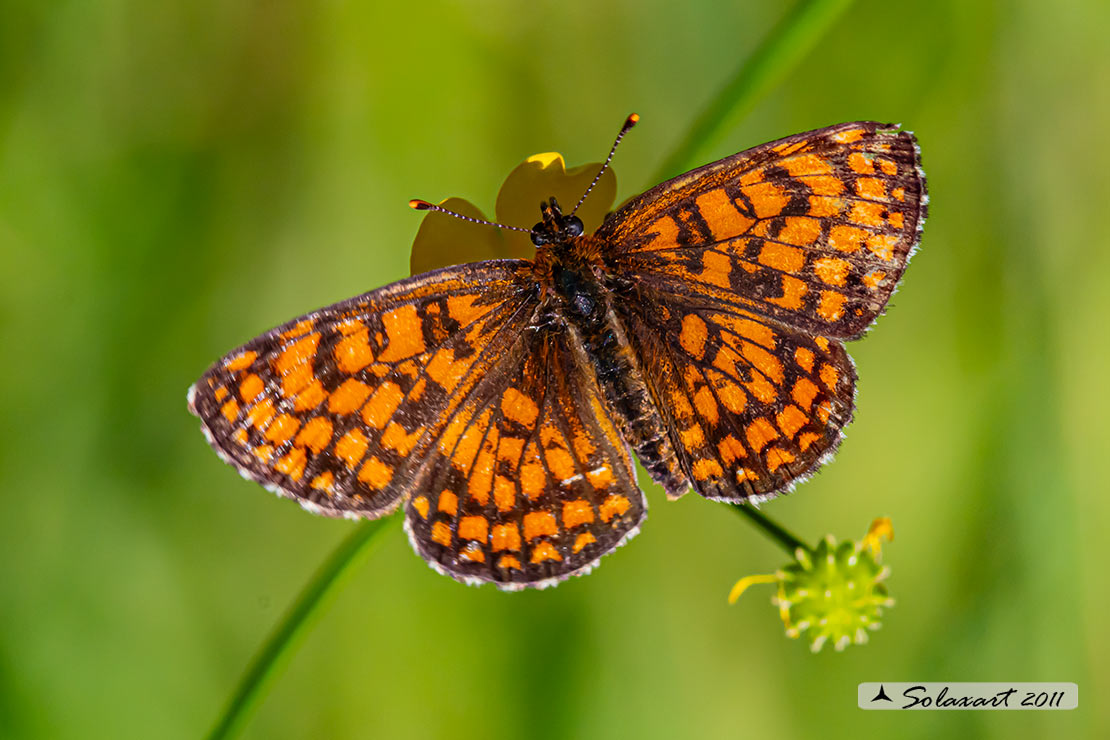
[625,113,640,128]
[409,199,432,210]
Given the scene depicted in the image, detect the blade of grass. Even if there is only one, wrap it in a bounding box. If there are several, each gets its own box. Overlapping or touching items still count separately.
[653,0,857,182]
[207,518,392,740]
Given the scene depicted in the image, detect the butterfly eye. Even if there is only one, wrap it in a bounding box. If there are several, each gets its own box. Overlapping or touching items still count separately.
[531,226,550,246]
[564,216,584,238]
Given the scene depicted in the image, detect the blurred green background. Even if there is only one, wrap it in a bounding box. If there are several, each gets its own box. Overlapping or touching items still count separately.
[2,1,1107,738]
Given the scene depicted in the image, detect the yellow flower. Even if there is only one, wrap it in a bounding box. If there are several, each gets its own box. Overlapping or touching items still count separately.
[409,153,617,275]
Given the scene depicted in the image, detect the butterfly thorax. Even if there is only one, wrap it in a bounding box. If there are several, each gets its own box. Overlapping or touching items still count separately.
[528,214,688,498]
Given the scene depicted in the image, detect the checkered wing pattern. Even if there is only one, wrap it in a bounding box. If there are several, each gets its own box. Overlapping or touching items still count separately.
[599,122,926,500]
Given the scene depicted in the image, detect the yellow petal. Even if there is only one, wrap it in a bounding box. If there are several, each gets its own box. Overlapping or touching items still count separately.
[409,197,506,275]
[727,572,778,604]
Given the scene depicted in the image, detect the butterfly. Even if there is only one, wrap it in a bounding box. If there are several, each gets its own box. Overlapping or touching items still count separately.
[188,117,926,590]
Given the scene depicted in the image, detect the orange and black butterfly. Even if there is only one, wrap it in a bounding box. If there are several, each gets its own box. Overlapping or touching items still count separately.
[189,117,926,590]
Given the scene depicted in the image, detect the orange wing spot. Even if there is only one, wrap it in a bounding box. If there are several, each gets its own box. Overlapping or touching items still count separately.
[458,515,489,542]
[381,421,422,455]
[765,275,808,311]
[562,499,595,529]
[814,336,830,351]
[274,333,321,376]
[426,349,468,393]
[467,447,495,505]
[888,211,904,229]
[599,494,631,522]
[281,360,314,397]
[642,215,679,250]
[692,458,724,481]
[832,128,865,143]
[362,381,404,429]
[232,428,248,445]
[377,304,426,362]
[699,250,733,289]
[717,435,747,464]
[253,444,274,462]
[239,374,264,402]
[293,379,327,411]
[806,175,846,196]
[862,270,888,290]
[221,399,240,423]
[679,314,708,359]
[520,462,545,498]
[794,346,815,372]
[848,152,875,174]
[358,456,393,490]
[328,378,372,415]
[742,181,790,219]
[447,294,493,325]
[430,521,451,547]
[773,140,807,156]
[813,257,850,287]
[497,436,525,462]
[670,387,694,418]
[757,242,805,273]
[807,195,843,217]
[828,224,867,253]
[280,319,314,339]
[460,544,486,563]
[497,554,522,570]
[782,152,832,176]
[586,466,614,489]
[891,186,906,202]
[530,540,563,564]
[739,168,764,186]
[214,386,229,401]
[777,217,821,248]
[274,447,307,480]
[743,371,777,404]
[792,377,820,409]
[544,447,577,482]
[437,490,458,516]
[264,413,300,445]
[693,385,720,425]
[816,290,847,322]
[573,532,597,553]
[850,201,886,228]
[523,511,558,542]
[765,448,797,473]
[335,428,369,469]
[492,523,522,552]
[713,314,776,348]
[310,471,334,492]
[716,380,747,414]
[711,344,739,379]
[735,468,756,483]
[867,233,898,260]
[878,157,898,175]
[225,351,257,372]
[776,404,809,438]
[695,188,756,240]
[334,327,374,374]
[501,387,539,428]
[819,363,840,391]
[798,432,821,452]
[680,424,705,449]
[817,399,832,423]
[855,177,886,200]
[745,417,779,453]
[741,341,784,384]
[247,398,275,430]
[494,475,516,512]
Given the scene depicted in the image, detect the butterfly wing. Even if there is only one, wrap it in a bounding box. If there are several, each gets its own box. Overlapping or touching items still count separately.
[598,122,925,501]
[599,122,926,340]
[189,262,539,519]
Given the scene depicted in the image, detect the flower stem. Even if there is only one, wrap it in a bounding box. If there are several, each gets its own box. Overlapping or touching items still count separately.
[653,0,858,182]
[730,503,810,556]
[207,518,391,740]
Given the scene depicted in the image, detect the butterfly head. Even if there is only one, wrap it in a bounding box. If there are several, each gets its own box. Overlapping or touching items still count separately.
[531,197,584,247]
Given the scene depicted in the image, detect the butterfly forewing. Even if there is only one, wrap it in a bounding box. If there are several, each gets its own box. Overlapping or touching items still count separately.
[600,122,926,340]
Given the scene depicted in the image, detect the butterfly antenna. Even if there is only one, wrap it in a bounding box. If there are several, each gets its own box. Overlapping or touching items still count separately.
[408,200,533,234]
[570,113,639,216]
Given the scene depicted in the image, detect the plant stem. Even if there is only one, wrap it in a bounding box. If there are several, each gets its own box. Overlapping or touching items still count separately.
[207,518,391,740]
[653,0,857,182]
[730,503,810,556]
